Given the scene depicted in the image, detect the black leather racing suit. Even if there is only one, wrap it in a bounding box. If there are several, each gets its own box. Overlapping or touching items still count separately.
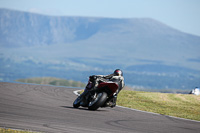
[81,74,124,107]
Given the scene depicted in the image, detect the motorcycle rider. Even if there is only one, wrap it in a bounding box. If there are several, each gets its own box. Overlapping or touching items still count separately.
[88,69,125,107]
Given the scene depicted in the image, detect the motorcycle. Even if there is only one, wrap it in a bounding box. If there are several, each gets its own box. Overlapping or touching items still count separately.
[73,75,119,110]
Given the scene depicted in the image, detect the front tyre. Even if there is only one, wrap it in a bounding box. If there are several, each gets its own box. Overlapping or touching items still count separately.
[73,96,82,108]
[88,92,107,110]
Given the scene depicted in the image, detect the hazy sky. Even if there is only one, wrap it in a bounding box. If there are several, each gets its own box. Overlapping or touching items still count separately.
[1,0,200,36]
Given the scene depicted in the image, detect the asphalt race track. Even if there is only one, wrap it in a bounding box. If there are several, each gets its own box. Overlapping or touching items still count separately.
[0,82,200,133]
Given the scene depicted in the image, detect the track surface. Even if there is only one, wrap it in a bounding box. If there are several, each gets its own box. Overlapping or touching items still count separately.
[0,82,200,133]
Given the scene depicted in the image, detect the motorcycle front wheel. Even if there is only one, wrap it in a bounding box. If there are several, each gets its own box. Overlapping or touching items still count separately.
[73,96,82,108]
[88,92,107,110]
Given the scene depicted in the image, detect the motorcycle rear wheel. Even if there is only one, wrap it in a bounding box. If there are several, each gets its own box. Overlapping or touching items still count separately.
[88,92,107,110]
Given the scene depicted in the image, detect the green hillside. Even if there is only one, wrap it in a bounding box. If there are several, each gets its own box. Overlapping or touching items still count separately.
[16,77,86,88]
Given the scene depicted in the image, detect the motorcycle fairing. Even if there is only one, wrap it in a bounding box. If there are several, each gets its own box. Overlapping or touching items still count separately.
[97,82,118,96]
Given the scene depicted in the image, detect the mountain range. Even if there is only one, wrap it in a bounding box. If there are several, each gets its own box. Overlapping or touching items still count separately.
[0,8,200,91]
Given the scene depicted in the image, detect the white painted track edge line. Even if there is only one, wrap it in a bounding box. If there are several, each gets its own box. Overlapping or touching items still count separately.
[73,90,200,123]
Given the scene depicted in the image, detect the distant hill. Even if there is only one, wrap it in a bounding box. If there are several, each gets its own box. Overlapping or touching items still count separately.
[0,8,200,90]
[0,8,129,47]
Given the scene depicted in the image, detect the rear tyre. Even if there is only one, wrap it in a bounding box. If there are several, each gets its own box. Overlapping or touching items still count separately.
[88,92,107,110]
[73,96,82,108]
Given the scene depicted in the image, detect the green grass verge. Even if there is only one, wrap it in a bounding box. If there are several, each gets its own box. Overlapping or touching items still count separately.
[117,90,200,121]
[0,128,39,133]
[16,77,86,88]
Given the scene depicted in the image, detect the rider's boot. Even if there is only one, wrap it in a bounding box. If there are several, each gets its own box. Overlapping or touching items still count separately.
[104,96,117,108]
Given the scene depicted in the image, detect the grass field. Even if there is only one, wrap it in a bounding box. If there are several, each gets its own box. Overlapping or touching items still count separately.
[117,90,200,121]
[0,128,38,133]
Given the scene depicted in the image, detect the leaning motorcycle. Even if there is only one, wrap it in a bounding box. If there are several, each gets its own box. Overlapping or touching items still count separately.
[73,75,119,110]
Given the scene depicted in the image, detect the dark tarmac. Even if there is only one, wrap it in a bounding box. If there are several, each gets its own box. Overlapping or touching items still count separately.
[0,82,199,133]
